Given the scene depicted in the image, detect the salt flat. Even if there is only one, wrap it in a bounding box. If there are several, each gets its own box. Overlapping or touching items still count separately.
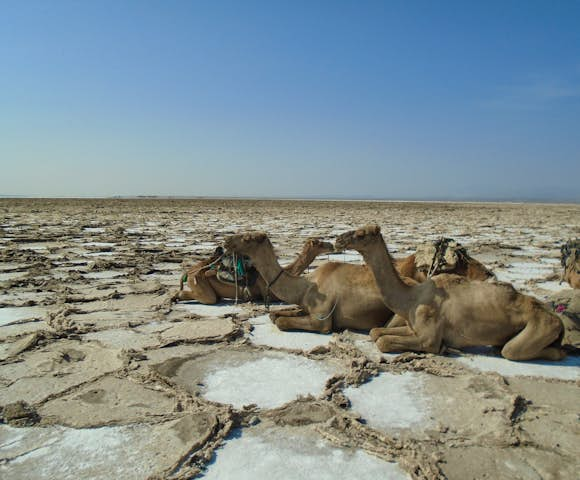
[0,198,578,480]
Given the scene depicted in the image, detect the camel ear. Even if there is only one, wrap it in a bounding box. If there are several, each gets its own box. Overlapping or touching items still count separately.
[371,224,381,235]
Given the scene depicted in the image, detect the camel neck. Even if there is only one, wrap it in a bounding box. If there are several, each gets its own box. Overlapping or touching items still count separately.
[284,245,317,276]
[248,243,310,305]
[361,238,414,315]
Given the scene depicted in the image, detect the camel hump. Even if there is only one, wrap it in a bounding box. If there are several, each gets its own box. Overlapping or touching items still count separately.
[242,231,268,243]
[356,224,381,237]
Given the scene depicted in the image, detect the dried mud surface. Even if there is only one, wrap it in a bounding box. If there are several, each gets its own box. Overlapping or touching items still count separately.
[1,198,579,479]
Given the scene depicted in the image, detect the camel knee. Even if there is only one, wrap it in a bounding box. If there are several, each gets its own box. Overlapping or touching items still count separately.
[370,327,387,342]
[375,336,395,353]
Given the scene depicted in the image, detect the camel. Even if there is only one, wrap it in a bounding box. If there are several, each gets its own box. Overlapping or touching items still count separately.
[561,240,580,289]
[223,232,401,333]
[395,238,494,282]
[335,225,565,361]
[222,232,494,334]
[175,237,334,304]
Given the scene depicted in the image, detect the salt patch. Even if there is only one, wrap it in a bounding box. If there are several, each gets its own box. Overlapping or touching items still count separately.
[195,242,218,251]
[18,243,48,251]
[344,372,429,431]
[495,262,553,289]
[0,272,26,282]
[202,354,337,409]
[83,242,116,248]
[0,307,44,327]
[201,427,410,480]
[535,281,567,293]
[83,271,125,280]
[326,251,363,264]
[455,353,580,381]
[83,227,106,233]
[248,315,332,350]
[176,302,243,317]
[85,251,115,257]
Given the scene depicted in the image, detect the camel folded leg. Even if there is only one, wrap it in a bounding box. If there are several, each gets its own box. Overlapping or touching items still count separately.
[375,306,442,354]
[177,275,218,304]
[501,314,565,361]
[270,308,332,333]
[370,314,410,341]
[370,325,415,342]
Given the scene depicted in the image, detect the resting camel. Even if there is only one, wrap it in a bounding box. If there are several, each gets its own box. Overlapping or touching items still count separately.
[223,232,401,332]
[335,225,565,361]
[561,240,580,289]
[395,239,494,282]
[175,237,334,304]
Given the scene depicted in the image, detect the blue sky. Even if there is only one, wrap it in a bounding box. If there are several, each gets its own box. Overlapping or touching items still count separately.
[1,1,579,200]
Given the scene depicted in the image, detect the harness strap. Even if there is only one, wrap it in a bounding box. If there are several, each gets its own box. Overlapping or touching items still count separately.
[264,268,284,311]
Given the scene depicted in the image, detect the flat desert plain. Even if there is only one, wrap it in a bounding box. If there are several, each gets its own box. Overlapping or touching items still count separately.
[1,198,579,480]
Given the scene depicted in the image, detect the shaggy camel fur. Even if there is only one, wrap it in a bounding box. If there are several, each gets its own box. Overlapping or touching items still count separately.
[175,237,333,304]
[335,225,565,361]
[561,240,580,289]
[223,232,403,332]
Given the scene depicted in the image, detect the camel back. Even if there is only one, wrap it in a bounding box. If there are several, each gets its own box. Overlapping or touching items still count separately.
[414,238,468,276]
[561,239,580,271]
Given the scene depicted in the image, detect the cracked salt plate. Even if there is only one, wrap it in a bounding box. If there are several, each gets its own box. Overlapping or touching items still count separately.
[83,329,159,350]
[0,414,214,480]
[0,307,45,327]
[202,353,337,409]
[344,372,429,431]
[176,302,243,317]
[455,352,580,380]
[156,350,339,410]
[248,315,332,351]
[201,426,410,480]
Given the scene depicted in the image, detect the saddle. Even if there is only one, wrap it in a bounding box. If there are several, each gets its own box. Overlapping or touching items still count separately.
[216,254,259,287]
[414,238,467,276]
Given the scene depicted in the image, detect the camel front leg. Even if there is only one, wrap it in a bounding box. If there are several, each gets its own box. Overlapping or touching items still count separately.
[270,308,332,334]
[375,305,442,354]
[370,314,409,340]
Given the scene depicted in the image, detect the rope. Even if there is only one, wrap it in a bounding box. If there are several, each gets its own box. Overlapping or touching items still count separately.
[233,252,239,304]
[315,301,338,322]
[264,268,284,312]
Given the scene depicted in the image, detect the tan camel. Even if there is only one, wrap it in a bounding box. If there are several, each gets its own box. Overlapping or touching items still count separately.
[175,237,334,304]
[335,225,565,361]
[561,240,580,289]
[223,232,403,332]
[395,240,494,282]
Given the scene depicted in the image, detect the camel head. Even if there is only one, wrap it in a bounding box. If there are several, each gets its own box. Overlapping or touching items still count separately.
[335,225,382,252]
[305,237,334,255]
[224,231,271,256]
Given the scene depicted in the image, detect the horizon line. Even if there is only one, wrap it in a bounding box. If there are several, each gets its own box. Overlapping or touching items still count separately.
[1,194,579,206]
